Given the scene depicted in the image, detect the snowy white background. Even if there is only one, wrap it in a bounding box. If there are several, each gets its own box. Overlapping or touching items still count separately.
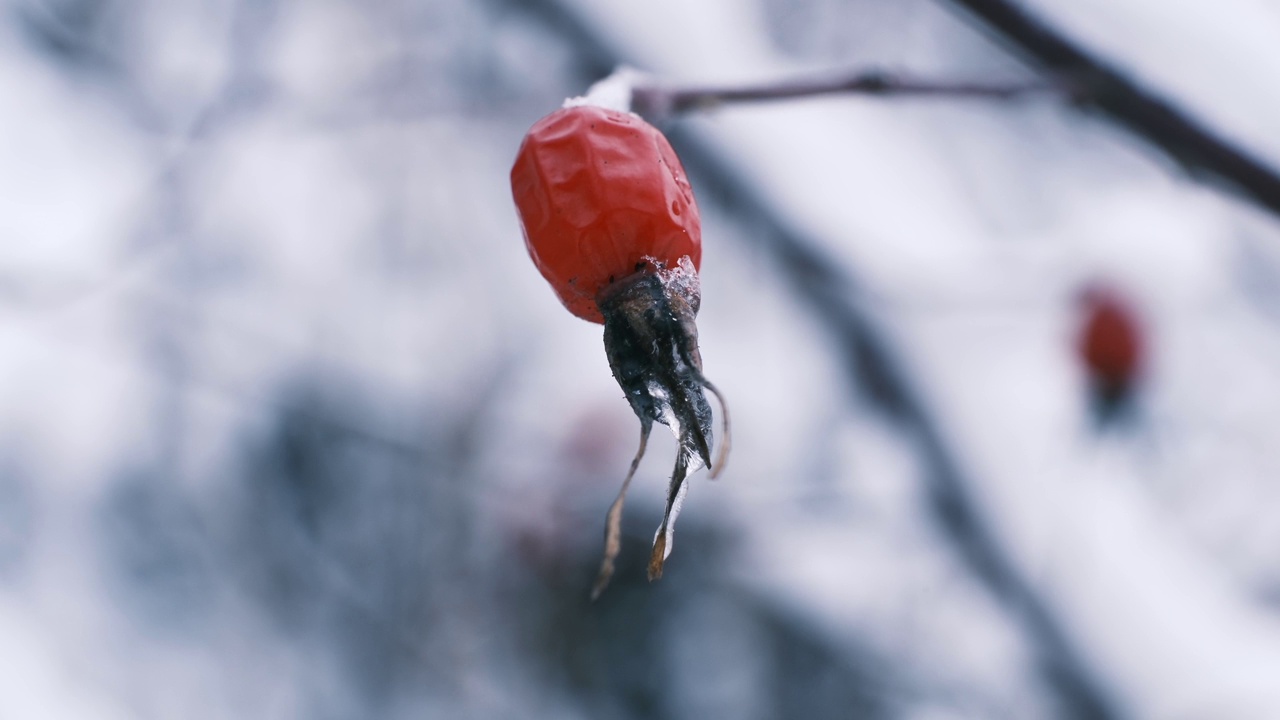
[2,0,1280,717]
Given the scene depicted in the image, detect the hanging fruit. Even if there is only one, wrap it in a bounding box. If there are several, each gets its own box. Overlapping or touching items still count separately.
[1076,283,1145,424]
[511,103,730,597]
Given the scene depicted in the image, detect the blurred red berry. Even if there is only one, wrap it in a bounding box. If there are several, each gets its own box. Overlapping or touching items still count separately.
[1077,285,1145,420]
[510,105,702,323]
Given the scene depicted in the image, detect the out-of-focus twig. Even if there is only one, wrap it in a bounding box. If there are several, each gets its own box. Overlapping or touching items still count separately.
[940,0,1280,219]
[631,70,1054,120]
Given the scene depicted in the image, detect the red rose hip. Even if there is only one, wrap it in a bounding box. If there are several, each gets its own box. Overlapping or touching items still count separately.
[511,105,702,323]
[510,103,728,597]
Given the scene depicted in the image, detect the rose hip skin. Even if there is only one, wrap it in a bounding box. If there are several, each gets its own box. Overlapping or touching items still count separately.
[510,105,702,323]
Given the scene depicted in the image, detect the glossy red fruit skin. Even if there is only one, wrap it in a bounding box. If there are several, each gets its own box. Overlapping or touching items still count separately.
[511,105,702,323]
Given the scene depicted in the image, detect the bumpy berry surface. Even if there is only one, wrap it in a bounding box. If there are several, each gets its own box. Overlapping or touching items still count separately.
[511,106,702,323]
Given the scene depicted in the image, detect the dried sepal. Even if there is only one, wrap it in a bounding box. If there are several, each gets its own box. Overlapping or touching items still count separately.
[648,449,691,580]
[591,421,651,600]
[592,257,729,593]
[702,379,731,479]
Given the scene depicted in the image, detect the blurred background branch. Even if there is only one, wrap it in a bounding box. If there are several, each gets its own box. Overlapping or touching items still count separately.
[941,0,1280,218]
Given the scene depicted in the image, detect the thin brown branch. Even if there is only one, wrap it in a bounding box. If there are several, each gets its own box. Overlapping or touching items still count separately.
[631,70,1054,120]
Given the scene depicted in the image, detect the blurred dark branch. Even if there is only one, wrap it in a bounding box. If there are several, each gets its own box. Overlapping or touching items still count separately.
[940,0,1280,219]
[631,71,1053,119]
[626,0,1280,222]
[668,131,1119,720]
[505,0,1121,716]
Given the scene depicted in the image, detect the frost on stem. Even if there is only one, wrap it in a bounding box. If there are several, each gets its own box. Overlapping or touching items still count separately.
[591,257,730,598]
[563,66,648,113]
